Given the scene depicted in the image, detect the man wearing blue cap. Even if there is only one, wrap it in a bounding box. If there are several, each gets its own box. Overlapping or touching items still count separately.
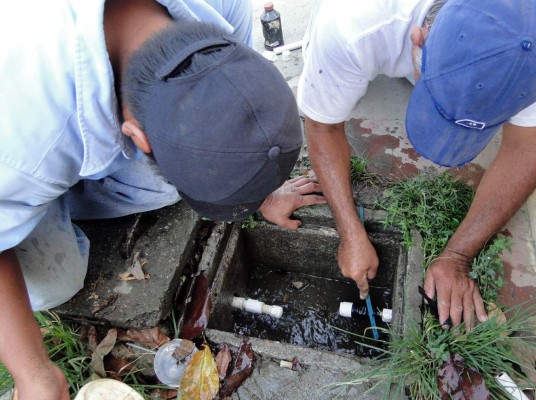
[299,0,536,329]
[0,0,324,398]
[406,0,536,329]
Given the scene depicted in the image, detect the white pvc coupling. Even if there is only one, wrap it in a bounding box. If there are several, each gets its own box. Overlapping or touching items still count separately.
[231,297,283,318]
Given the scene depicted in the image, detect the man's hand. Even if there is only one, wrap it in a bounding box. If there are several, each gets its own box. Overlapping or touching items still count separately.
[338,235,379,299]
[424,249,488,330]
[15,361,70,400]
[259,173,326,230]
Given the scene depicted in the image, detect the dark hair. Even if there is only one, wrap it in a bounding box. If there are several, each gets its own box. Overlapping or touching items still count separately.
[122,21,234,129]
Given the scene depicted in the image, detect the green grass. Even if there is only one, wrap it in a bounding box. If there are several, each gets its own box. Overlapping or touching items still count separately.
[377,171,474,267]
[335,306,536,399]
[0,311,167,398]
[333,170,535,399]
[0,311,91,396]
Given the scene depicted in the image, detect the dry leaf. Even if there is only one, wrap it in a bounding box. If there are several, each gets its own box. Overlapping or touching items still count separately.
[119,251,150,281]
[150,388,178,399]
[487,302,507,325]
[180,344,219,400]
[219,340,254,397]
[214,345,232,380]
[90,328,118,378]
[118,327,170,348]
[180,272,212,340]
[87,325,99,353]
[173,339,196,361]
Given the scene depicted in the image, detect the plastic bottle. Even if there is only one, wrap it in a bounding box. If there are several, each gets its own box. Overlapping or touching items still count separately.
[260,2,284,50]
[339,301,392,323]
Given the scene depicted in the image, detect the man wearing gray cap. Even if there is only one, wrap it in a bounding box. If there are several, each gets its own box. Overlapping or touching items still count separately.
[0,0,324,398]
[299,0,536,330]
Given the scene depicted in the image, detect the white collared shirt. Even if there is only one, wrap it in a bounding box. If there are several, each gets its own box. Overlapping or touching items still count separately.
[0,0,238,251]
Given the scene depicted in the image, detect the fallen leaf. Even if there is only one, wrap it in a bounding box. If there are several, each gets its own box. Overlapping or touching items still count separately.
[487,302,507,325]
[214,345,232,380]
[180,344,219,400]
[438,353,489,400]
[150,388,178,399]
[180,272,212,340]
[118,327,170,348]
[87,325,99,353]
[219,340,254,397]
[173,339,196,361]
[90,328,118,378]
[460,368,489,400]
[119,251,150,281]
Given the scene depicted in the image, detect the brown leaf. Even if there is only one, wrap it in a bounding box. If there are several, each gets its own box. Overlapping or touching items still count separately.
[119,251,150,281]
[214,345,232,380]
[86,325,99,353]
[219,340,254,397]
[180,272,212,340]
[173,339,196,361]
[90,328,118,378]
[460,368,489,400]
[118,327,170,348]
[437,353,489,400]
[438,353,465,399]
[180,344,219,400]
[150,388,178,399]
[105,354,134,377]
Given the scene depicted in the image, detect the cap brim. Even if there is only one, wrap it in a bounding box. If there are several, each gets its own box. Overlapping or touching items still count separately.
[406,80,499,167]
[179,191,264,222]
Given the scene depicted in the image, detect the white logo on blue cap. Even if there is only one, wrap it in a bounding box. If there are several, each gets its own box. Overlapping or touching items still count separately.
[455,119,486,130]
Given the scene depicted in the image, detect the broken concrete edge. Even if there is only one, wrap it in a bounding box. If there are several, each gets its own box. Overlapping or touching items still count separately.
[54,202,202,329]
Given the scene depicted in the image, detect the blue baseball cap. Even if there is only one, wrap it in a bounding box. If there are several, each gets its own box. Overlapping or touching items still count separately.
[406,0,536,167]
[144,36,302,221]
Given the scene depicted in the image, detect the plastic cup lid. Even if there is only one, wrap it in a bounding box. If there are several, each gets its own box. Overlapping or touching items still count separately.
[74,379,144,400]
[154,339,198,387]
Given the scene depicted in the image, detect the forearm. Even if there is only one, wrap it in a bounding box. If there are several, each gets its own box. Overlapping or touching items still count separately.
[445,124,536,258]
[304,117,364,240]
[0,250,50,383]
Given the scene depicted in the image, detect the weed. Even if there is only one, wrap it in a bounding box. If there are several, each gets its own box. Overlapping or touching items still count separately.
[350,156,368,183]
[241,214,258,229]
[377,171,474,267]
[0,312,166,398]
[0,311,91,396]
[469,236,510,304]
[335,306,536,399]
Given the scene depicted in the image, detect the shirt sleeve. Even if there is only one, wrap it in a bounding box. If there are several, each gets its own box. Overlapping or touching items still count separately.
[297,10,370,124]
[0,162,66,252]
[509,101,536,127]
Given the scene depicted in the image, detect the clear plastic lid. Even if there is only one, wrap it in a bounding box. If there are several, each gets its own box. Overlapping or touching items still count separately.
[153,339,198,387]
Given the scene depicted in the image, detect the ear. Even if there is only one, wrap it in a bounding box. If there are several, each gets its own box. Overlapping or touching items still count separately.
[410,26,429,48]
[122,119,152,154]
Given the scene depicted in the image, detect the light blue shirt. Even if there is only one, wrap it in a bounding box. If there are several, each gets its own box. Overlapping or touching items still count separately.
[0,0,250,251]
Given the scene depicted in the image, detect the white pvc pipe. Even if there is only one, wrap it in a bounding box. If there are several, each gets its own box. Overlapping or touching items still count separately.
[231,296,283,318]
[496,372,530,400]
[273,40,303,54]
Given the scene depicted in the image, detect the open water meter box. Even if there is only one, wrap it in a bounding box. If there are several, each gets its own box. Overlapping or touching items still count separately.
[207,206,422,358]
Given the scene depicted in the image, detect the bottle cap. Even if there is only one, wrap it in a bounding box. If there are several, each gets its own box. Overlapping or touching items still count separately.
[339,302,353,318]
[264,2,274,11]
[381,308,393,323]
